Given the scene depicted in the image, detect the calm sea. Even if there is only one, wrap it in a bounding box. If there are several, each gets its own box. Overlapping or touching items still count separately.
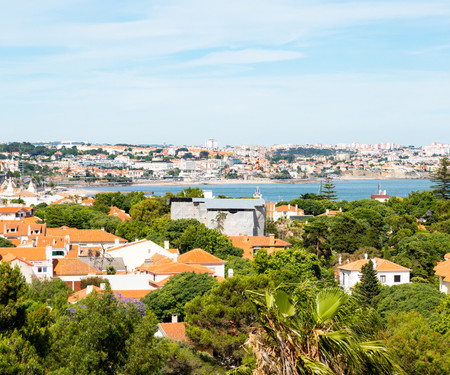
[81,179,432,202]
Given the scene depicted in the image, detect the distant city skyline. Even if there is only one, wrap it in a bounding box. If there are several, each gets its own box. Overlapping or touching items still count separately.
[1,1,450,145]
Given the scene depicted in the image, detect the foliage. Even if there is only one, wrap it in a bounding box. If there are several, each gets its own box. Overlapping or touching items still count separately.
[394,232,450,278]
[0,262,28,333]
[245,287,399,375]
[26,278,71,308]
[176,223,239,258]
[143,272,218,321]
[354,260,381,308]
[225,256,255,277]
[431,156,450,200]
[48,288,168,374]
[185,275,272,368]
[434,293,450,336]
[0,237,15,247]
[80,276,109,290]
[253,247,328,286]
[34,203,121,232]
[164,343,226,375]
[116,219,151,241]
[384,311,450,375]
[320,177,338,201]
[376,283,444,321]
[177,187,205,198]
[130,197,170,222]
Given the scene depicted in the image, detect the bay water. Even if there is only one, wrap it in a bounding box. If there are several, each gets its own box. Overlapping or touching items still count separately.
[82,179,432,202]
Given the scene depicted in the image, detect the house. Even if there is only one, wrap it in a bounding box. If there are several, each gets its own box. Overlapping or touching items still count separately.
[0,253,35,282]
[266,202,305,221]
[0,206,35,221]
[106,239,177,272]
[317,208,342,217]
[46,226,127,248]
[53,258,104,291]
[108,206,131,222]
[177,248,226,278]
[229,234,291,260]
[155,322,187,342]
[434,259,450,293]
[0,246,53,279]
[170,197,266,236]
[338,257,411,290]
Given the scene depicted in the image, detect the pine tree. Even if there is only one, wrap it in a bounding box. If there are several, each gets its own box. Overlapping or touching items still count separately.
[320,177,338,201]
[431,156,450,200]
[355,259,381,307]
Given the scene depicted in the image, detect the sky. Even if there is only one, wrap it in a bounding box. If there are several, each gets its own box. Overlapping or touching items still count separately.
[1,0,450,146]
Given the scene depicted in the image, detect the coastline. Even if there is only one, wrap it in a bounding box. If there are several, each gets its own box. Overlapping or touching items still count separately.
[72,175,430,196]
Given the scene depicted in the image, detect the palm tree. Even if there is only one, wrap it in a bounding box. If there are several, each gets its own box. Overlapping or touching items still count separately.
[242,287,401,375]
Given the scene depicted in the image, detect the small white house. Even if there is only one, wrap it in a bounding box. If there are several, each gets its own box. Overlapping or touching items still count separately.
[434,258,450,294]
[338,257,411,291]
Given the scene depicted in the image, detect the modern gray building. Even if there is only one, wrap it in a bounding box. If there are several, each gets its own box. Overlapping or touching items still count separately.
[170,198,266,236]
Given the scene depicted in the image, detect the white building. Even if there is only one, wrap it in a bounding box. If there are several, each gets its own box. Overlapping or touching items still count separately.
[107,239,178,272]
[338,257,411,291]
[434,257,450,294]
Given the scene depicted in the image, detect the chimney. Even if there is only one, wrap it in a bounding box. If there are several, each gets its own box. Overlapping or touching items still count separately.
[86,285,93,294]
[364,253,368,260]
[269,233,275,246]
[114,238,119,246]
[244,234,249,243]
[295,205,298,211]
[164,240,170,250]
[100,283,106,290]
[228,268,234,278]
[326,209,329,215]
[101,227,105,231]
[27,225,31,236]
[171,314,178,323]
[45,245,53,260]
[338,255,342,265]
[288,204,290,210]
[339,207,342,212]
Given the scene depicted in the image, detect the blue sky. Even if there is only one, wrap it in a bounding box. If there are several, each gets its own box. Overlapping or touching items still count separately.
[1,0,449,146]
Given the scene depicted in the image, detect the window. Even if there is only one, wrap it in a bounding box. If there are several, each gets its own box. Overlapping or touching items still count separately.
[37,267,42,273]
[42,267,47,273]
[394,275,401,283]
[380,275,386,283]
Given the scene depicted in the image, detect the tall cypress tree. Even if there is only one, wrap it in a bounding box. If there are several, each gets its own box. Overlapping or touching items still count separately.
[355,259,381,307]
[320,177,338,201]
[431,156,450,200]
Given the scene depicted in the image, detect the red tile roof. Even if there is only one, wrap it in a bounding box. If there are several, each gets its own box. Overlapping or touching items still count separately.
[158,322,187,342]
[177,248,226,264]
[338,257,411,272]
[53,258,103,276]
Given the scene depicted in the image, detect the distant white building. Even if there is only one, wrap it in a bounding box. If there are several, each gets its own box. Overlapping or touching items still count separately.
[205,139,218,149]
[338,257,411,290]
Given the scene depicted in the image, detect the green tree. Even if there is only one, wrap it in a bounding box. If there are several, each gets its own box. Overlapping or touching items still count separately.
[177,187,204,198]
[244,287,399,375]
[176,223,241,258]
[116,220,151,241]
[0,262,28,333]
[143,272,218,321]
[376,283,444,321]
[0,237,15,247]
[384,311,450,375]
[49,287,168,374]
[185,275,272,368]
[431,156,450,200]
[394,232,450,279]
[354,260,381,307]
[253,247,328,286]
[130,198,168,222]
[320,177,338,201]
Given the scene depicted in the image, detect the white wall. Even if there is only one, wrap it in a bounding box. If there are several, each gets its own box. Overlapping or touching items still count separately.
[107,240,177,271]
[340,270,410,290]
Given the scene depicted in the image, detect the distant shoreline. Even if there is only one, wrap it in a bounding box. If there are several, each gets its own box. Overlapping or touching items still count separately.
[72,175,430,195]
